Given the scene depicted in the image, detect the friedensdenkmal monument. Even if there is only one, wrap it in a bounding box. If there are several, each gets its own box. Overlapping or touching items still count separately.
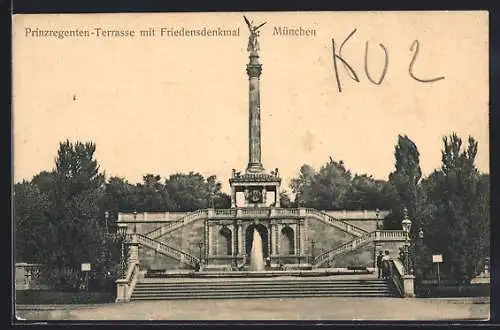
[116,17,408,275]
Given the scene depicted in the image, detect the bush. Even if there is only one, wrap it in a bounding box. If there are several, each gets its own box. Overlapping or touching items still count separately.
[15,290,115,305]
[415,283,490,298]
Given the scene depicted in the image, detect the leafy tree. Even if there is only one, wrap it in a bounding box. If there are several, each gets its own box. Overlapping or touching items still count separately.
[346,175,397,210]
[38,140,108,289]
[290,164,316,206]
[206,175,231,209]
[437,133,485,283]
[165,172,229,211]
[388,135,422,231]
[134,174,173,212]
[14,181,50,263]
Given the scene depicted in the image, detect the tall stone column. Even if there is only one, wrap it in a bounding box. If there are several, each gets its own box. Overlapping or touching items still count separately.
[231,186,236,208]
[267,224,271,258]
[208,223,213,256]
[237,220,243,255]
[241,223,247,256]
[299,219,305,255]
[276,223,281,255]
[270,220,276,255]
[246,54,264,174]
[204,219,209,260]
[293,224,298,255]
[232,223,237,257]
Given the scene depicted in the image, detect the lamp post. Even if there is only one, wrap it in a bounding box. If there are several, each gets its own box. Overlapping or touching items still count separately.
[375,208,380,230]
[104,211,109,234]
[117,222,128,278]
[417,227,424,279]
[133,210,138,233]
[401,207,412,275]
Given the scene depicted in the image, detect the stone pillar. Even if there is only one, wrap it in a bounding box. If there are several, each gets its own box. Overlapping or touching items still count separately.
[208,223,213,256]
[213,224,219,256]
[267,224,271,258]
[293,224,298,255]
[204,220,209,260]
[246,54,264,174]
[231,186,236,208]
[241,223,247,256]
[276,223,281,255]
[270,220,276,255]
[297,220,301,257]
[237,220,243,255]
[233,222,238,256]
[275,185,281,207]
[128,234,139,265]
[299,219,305,256]
[403,275,416,298]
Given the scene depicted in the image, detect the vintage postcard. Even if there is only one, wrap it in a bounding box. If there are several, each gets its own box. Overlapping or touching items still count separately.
[13,11,490,321]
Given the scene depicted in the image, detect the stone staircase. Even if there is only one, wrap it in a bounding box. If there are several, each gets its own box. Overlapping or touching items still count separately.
[130,276,399,300]
[135,234,200,267]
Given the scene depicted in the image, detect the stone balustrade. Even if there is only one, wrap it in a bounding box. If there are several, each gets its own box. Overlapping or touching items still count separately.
[313,230,407,268]
[116,262,140,303]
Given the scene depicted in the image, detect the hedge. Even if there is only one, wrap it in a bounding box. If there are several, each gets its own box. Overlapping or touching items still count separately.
[415,283,490,298]
[15,290,115,305]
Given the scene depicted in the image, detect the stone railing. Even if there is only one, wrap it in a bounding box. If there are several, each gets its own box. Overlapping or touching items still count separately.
[273,208,301,217]
[119,212,187,222]
[145,209,208,240]
[389,258,415,297]
[305,208,368,237]
[313,230,407,268]
[145,220,183,239]
[314,231,376,267]
[375,230,406,241]
[136,234,199,267]
[390,259,404,297]
[115,262,140,303]
[322,210,391,220]
[214,209,236,217]
[240,208,270,217]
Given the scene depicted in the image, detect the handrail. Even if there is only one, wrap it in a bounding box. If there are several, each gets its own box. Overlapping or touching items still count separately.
[390,259,405,297]
[145,209,208,240]
[314,231,376,267]
[313,230,407,267]
[304,208,368,237]
[135,233,199,267]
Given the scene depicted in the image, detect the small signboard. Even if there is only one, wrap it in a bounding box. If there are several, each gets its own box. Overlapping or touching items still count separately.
[432,254,443,263]
[81,263,91,272]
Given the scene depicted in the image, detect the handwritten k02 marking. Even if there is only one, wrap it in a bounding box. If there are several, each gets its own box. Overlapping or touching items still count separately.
[332,29,445,93]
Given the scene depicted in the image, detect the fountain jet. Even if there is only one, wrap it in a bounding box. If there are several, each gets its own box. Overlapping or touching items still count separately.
[249,229,265,271]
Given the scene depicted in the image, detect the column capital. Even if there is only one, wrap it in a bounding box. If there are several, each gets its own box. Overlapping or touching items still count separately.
[246,63,262,78]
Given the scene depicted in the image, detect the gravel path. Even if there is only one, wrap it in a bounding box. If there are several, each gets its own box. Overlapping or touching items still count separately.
[16,296,490,321]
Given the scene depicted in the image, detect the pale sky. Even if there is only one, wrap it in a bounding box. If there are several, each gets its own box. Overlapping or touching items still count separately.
[12,12,489,193]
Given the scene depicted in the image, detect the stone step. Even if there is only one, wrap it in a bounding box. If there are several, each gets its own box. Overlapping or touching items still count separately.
[130,292,396,300]
[137,279,387,286]
[130,276,397,301]
[133,284,392,290]
[132,289,394,296]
